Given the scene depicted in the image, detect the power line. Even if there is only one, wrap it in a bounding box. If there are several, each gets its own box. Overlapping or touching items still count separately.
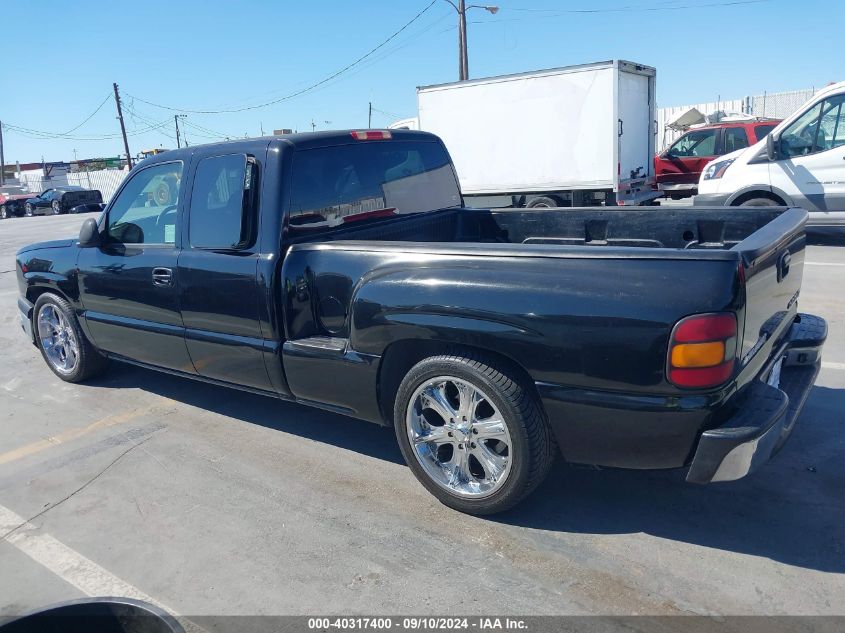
[60,93,113,135]
[2,93,114,140]
[4,117,173,142]
[125,0,438,114]
[494,0,769,16]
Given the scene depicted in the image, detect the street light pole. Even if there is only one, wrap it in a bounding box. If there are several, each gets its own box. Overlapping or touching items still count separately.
[444,0,498,81]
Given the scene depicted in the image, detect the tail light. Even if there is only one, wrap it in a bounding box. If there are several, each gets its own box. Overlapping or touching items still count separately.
[667,312,737,388]
[351,130,392,140]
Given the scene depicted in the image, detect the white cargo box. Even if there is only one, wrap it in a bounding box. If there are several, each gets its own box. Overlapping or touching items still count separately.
[417,60,656,203]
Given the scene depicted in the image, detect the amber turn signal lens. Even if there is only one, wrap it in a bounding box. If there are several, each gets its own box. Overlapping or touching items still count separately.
[670,341,725,368]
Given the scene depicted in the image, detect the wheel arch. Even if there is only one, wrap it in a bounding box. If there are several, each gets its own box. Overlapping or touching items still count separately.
[727,186,791,207]
[377,339,542,426]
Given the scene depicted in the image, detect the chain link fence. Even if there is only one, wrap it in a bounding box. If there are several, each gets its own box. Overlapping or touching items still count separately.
[16,169,127,202]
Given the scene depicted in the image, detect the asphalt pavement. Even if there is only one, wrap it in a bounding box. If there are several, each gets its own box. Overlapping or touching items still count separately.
[1,213,843,618]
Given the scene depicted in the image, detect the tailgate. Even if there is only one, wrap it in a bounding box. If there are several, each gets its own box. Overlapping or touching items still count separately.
[734,208,807,377]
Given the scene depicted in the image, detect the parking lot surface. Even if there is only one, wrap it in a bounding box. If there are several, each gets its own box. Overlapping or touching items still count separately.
[1,214,843,617]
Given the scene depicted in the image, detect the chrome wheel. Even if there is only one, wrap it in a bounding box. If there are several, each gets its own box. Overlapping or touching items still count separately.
[405,376,512,498]
[37,304,79,375]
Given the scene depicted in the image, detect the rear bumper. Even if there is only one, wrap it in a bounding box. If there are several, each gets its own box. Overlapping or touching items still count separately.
[686,313,826,483]
[18,296,34,343]
[657,183,698,192]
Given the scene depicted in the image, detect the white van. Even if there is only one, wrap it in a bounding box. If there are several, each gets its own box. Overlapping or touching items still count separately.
[695,81,845,233]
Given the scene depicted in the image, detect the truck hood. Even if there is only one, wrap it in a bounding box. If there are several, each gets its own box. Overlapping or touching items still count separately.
[16,238,76,255]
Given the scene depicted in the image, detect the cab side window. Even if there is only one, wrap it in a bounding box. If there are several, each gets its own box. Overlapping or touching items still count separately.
[815,94,845,152]
[106,162,183,245]
[667,129,717,157]
[188,154,256,250]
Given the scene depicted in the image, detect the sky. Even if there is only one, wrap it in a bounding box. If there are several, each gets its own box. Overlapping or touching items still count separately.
[1,0,842,164]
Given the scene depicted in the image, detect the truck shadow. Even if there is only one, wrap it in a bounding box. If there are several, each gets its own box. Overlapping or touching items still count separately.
[89,365,842,573]
[87,362,405,465]
[495,384,845,574]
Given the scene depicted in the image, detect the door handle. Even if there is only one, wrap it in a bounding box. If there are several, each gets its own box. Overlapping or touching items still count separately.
[152,267,173,286]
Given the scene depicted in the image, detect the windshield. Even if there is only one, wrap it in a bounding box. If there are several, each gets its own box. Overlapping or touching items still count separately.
[288,140,461,234]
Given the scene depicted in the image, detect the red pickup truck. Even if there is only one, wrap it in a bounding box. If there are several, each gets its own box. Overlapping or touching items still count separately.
[655,120,780,199]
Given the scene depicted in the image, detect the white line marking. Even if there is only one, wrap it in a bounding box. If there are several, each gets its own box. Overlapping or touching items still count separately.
[0,503,168,603]
[805,262,845,267]
[0,503,210,633]
[822,361,845,371]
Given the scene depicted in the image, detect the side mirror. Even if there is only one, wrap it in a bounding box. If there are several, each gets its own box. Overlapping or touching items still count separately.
[78,217,101,248]
[766,133,776,161]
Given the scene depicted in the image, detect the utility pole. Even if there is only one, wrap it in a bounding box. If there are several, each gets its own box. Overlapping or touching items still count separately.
[174,114,186,148]
[458,0,467,80]
[0,120,5,186]
[113,83,133,169]
[368,102,373,128]
[445,1,498,81]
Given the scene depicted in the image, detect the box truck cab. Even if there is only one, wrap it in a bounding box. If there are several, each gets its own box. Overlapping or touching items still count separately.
[696,81,845,233]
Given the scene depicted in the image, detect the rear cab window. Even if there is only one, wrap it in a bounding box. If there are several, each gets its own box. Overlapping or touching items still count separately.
[753,124,777,142]
[188,153,258,250]
[288,139,462,235]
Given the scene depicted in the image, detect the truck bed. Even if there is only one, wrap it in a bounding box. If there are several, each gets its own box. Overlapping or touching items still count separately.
[302,205,795,253]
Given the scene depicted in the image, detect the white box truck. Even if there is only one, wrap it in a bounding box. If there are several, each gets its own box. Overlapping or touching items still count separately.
[416,60,658,207]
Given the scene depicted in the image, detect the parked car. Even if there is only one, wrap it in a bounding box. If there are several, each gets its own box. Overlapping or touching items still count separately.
[16,130,825,515]
[0,185,33,219]
[695,81,845,235]
[23,186,103,216]
[655,120,781,199]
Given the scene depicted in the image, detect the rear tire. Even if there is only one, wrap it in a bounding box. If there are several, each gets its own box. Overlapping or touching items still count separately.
[526,196,561,209]
[739,196,781,207]
[33,293,107,383]
[0,205,7,219]
[394,351,556,515]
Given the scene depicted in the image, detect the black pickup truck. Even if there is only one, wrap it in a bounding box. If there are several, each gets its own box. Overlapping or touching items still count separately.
[16,130,826,514]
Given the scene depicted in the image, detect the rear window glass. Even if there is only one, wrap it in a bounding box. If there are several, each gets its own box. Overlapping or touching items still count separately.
[288,140,461,234]
[754,124,777,140]
[723,127,749,153]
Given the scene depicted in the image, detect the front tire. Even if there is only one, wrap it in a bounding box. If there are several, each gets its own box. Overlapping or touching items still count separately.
[33,293,107,383]
[51,200,62,215]
[0,205,6,219]
[394,352,556,515]
[25,203,34,217]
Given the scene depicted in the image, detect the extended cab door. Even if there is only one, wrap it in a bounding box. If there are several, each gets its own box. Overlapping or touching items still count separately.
[77,160,195,373]
[770,92,845,217]
[177,150,273,391]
